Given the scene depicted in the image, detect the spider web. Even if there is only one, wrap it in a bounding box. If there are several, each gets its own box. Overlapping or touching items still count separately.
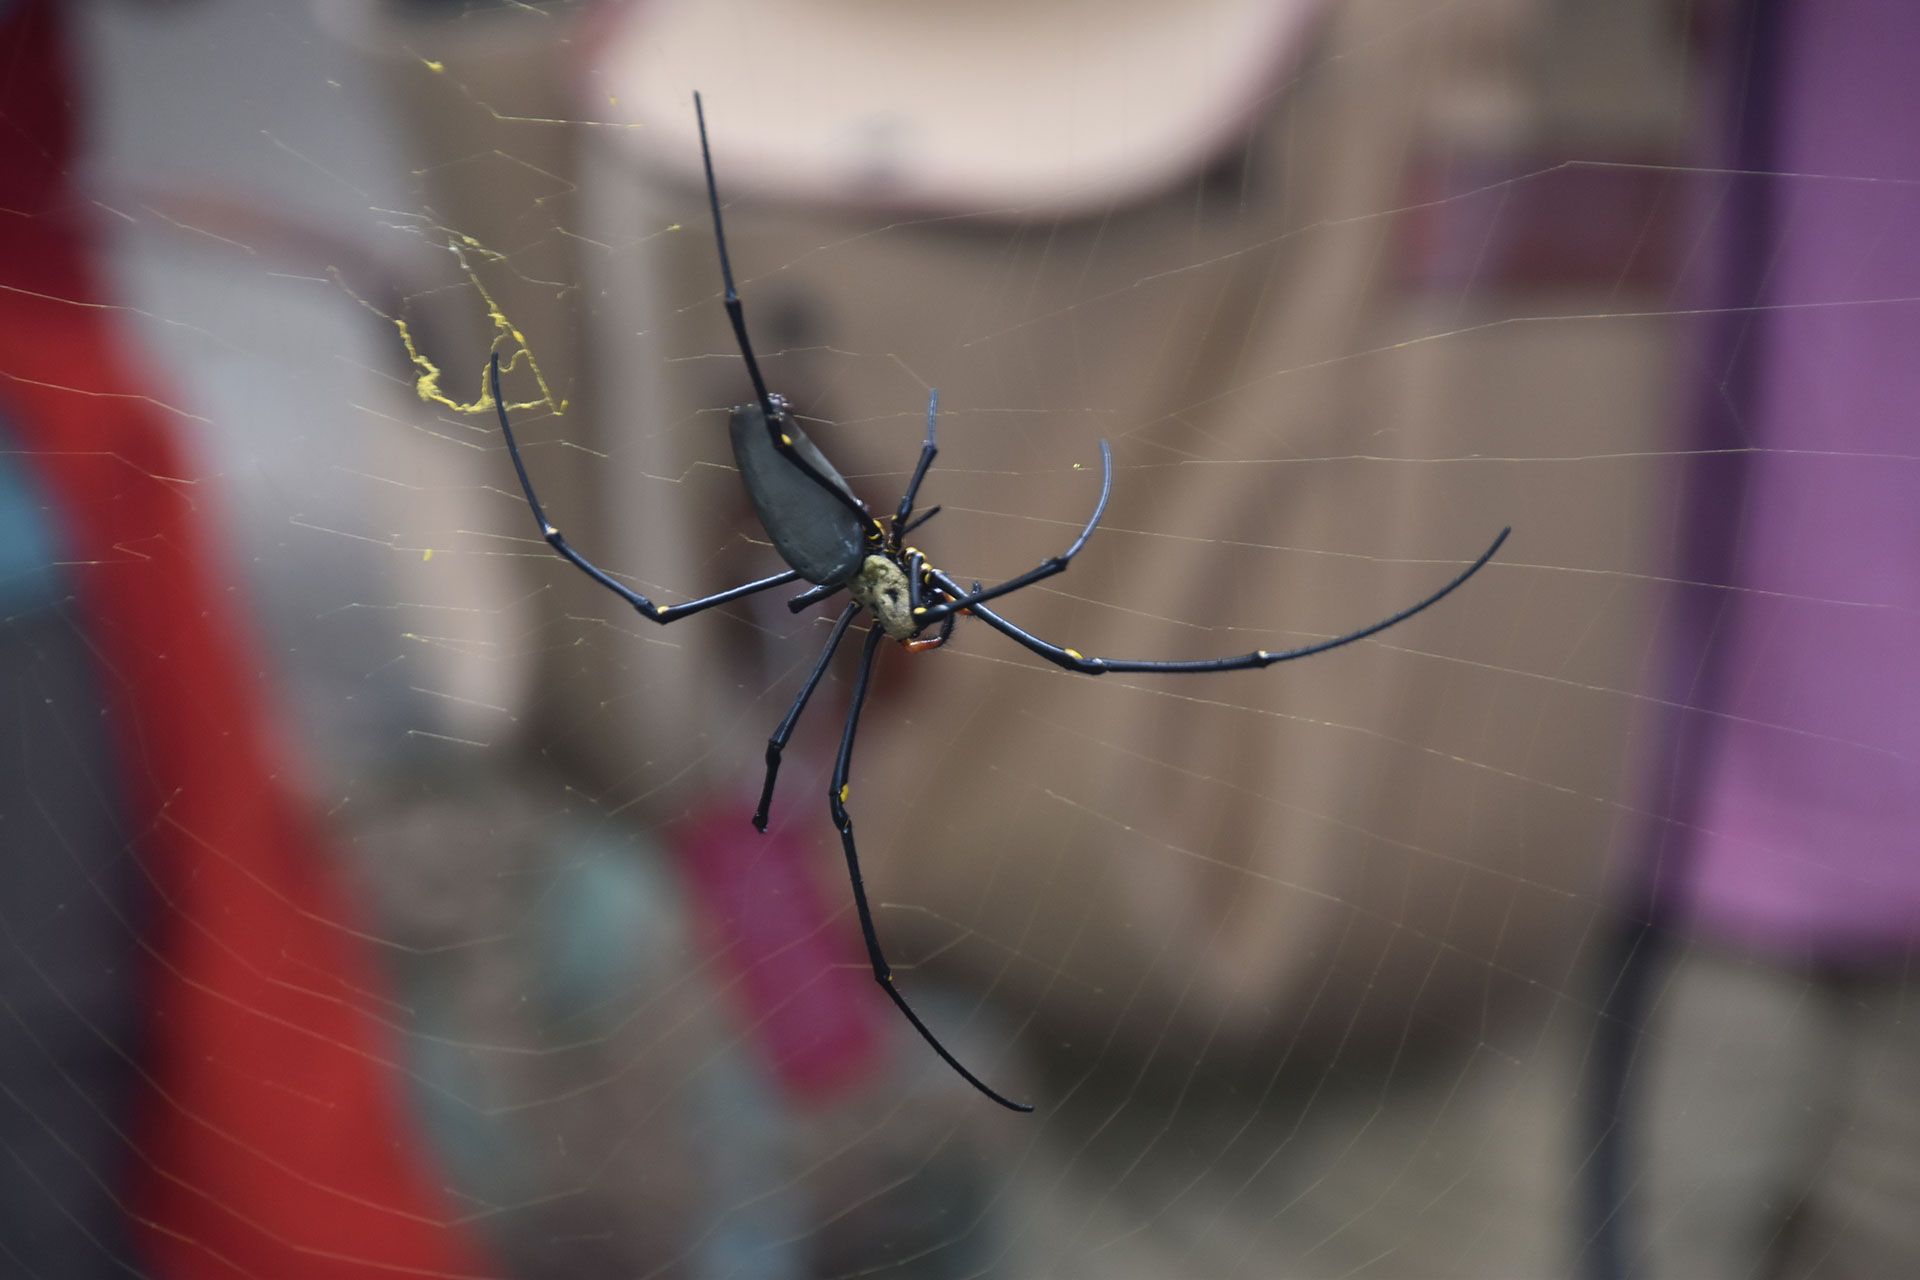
[11,0,1913,1275]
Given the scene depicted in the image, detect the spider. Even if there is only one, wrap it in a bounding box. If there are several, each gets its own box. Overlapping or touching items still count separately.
[489,92,1510,1113]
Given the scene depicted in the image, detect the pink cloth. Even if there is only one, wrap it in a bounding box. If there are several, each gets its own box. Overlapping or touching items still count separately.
[1663,0,1920,955]
[673,806,886,1103]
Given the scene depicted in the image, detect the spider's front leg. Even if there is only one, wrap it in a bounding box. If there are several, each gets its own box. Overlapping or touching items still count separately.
[924,525,1508,676]
[695,92,883,541]
[913,440,1114,624]
[829,626,1033,1113]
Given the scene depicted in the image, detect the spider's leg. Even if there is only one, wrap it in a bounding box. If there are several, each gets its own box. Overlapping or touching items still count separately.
[694,92,882,538]
[694,91,777,425]
[905,551,927,614]
[925,525,1508,675]
[787,580,847,614]
[900,505,943,536]
[829,625,1034,1113]
[916,441,1113,623]
[753,602,859,832]
[898,553,957,653]
[492,353,801,622]
[893,388,940,535]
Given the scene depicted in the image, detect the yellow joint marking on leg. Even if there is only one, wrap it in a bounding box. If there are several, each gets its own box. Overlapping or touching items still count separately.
[780,433,793,446]
[1065,647,1084,660]
[838,784,850,803]
[913,606,927,615]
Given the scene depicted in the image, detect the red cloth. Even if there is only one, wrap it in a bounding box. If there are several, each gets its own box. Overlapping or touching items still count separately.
[0,2,491,1274]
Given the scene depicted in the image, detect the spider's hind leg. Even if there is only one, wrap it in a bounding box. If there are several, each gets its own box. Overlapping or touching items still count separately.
[828,627,1034,1113]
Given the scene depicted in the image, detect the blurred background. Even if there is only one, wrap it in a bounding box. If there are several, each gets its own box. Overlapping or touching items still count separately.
[3,0,1915,1276]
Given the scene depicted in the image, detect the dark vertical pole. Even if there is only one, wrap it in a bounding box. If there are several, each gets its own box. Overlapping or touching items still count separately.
[1578,3,1783,1276]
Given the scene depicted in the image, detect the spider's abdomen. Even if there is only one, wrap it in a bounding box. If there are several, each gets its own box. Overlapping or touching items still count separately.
[728,401,866,585]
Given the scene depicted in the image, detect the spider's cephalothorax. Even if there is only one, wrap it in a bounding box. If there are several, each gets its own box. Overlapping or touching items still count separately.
[846,555,916,641]
[487,92,1510,1114]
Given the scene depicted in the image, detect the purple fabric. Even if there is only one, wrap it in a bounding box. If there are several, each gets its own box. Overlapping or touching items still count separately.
[1663,0,1920,956]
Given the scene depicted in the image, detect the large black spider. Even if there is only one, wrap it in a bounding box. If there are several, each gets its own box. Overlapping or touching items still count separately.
[489,92,1509,1112]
